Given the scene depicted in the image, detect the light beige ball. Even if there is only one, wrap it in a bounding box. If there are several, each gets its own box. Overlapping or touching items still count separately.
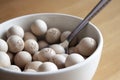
[14,51,32,68]
[25,61,42,71]
[76,37,97,56]
[7,25,24,38]
[38,40,48,50]
[0,51,11,67]
[60,31,71,42]
[65,53,85,67]
[0,39,8,52]
[7,52,14,63]
[60,30,78,47]
[33,51,40,61]
[50,44,65,54]
[46,28,61,43]
[5,65,21,72]
[38,62,58,72]
[24,69,37,72]
[50,54,66,69]
[7,35,24,53]
[38,48,56,62]
[31,19,47,36]
[24,32,37,41]
[24,39,39,54]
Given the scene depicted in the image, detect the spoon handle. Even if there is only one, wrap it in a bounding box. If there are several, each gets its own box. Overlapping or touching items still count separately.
[67,0,111,42]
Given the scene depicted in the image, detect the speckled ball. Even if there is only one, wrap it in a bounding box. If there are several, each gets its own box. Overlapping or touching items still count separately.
[24,69,37,72]
[0,39,8,52]
[24,32,37,41]
[7,52,14,63]
[0,51,11,67]
[38,62,58,72]
[7,35,24,53]
[31,19,47,36]
[5,65,21,72]
[32,51,40,61]
[76,37,97,56]
[50,54,66,69]
[38,48,56,62]
[46,28,61,43]
[38,40,48,50]
[7,25,24,38]
[50,44,65,54]
[24,39,39,54]
[60,30,78,47]
[60,31,71,42]
[14,51,32,68]
[25,61,42,71]
[65,53,85,67]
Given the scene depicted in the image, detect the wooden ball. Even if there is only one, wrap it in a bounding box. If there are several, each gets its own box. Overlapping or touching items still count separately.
[7,35,24,53]
[50,44,65,54]
[38,48,56,62]
[25,61,42,71]
[0,39,8,52]
[24,39,39,54]
[24,32,37,41]
[31,19,47,36]
[76,37,97,56]
[38,62,58,72]
[7,25,24,38]
[65,53,85,67]
[14,51,32,68]
[50,54,66,69]
[46,28,61,43]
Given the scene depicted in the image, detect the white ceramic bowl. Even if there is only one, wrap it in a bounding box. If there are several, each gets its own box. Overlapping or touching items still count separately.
[0,13,103,80]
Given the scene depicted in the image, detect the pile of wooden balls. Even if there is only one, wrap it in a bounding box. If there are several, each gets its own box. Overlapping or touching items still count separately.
[0,19,97,73]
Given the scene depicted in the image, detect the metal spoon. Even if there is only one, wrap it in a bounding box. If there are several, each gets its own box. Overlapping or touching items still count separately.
[61,0,111,53]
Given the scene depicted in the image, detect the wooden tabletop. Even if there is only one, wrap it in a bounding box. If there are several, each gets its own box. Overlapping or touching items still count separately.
[0,0,120,80]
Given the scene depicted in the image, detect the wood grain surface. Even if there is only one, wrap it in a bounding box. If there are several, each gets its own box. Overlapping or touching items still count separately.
[0,0,120,80]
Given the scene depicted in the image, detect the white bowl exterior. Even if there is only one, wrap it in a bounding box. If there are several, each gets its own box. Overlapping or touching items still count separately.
[0,13,103,80]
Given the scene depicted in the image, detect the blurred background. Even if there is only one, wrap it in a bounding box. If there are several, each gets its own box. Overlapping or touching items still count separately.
[0,0,120,80]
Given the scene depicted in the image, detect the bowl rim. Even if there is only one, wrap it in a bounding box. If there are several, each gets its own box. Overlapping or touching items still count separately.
[0,13,103,75]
